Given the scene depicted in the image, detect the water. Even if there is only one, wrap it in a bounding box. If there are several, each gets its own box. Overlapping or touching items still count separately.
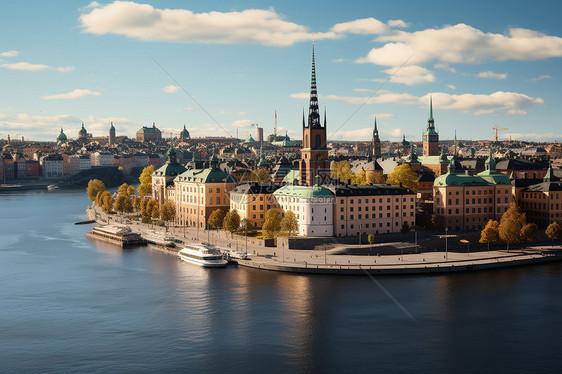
[1,190,561,373]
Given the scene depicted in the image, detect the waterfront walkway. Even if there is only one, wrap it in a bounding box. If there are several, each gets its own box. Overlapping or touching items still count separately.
[86,204,562,275]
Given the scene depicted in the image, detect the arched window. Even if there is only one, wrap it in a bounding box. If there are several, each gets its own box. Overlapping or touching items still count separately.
[315,134,321,149]
[305,134,309,148]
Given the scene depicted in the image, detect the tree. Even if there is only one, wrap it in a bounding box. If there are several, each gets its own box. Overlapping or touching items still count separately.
[251,168,270,183]
[127,185,135,196]
[521,223,538,242]
[87,179,105,201]
[386,164,418,193]
[160,201,176,227]
[223,209,241,235]
[330,161,353,183]
[146,199,159,219]
[208,209,226,229]
[281,210,299,236]
[114,195,127,213]
[140,197,150,217]
[100,191,114,214]
[499,202,526,250]
[95,190,104,207]
[133,196,142,211]
[138,165,154,196]
[240,218,254,236]
[367,172,385,185]
[368,234,375,253]
[351,169,367,185]
[400,221,410,233]
[118,183,130,196]
[545,222,562,240]
[263,209,282,239]
[480,219,500,245]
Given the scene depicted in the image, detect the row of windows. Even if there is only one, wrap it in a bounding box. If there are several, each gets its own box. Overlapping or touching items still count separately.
[340,197,414,204]
[342,221,415,229]
[523,192,562,200]
[340,212,415,220]
[436,189,510,196]
[342,204,415,212]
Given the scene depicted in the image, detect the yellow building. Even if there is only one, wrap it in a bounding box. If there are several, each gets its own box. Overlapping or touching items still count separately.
[229,183,281,228]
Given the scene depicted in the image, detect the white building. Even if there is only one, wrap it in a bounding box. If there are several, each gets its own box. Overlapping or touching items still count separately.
[91,152,115,167]
[273,178,334,237]
[41,154,64,178]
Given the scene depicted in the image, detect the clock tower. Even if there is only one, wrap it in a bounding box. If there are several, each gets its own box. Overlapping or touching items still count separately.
[422,96,439,157]
[299,43,330,186]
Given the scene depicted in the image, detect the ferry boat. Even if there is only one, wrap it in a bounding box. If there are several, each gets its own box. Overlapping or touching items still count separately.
[142,230,176,247]
[178,243,227,267]
[87,225,146,247]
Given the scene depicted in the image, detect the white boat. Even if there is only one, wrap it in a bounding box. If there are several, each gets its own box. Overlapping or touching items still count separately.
[224,249,249,260]
[142,230,176,247]
[178,243,227,268]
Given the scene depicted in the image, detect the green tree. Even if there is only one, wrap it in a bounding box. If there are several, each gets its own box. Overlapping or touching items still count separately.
[263,209,282,239]
[400,221,410,233]
[251,168,270,183]
[545,222,562,240]
[87,179,105,201]
[280,210,299,236]
[138,165,154,196]
[208,209,226,229]
[223,209,241,235]
[386,164,418,193]
[521,223,538,242]
[480,219,500,244]
[160,201,176,227]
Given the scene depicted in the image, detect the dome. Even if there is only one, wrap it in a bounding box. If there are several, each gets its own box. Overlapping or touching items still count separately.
[78,123,87,137]
[109,121,115,131]
[180,125,190,140]
[57,128,67,141]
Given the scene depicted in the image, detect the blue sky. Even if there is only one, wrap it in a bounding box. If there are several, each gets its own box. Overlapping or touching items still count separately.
[1,0,561,142]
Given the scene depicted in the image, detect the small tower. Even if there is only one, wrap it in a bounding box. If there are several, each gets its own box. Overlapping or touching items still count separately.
[422,97,439,157]
[372,117,381,159]
[109,122,116,146]
[57,128,67,144]
[78,122,88,139]
[299,42,330,186]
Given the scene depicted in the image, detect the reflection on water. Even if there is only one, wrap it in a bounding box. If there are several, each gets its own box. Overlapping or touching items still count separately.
[1,190,561,373]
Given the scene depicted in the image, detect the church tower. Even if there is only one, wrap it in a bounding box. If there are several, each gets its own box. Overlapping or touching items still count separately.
[372,117,381,159]
[422,97,439,157]
[299,43,330,186]
[108,122,116,146]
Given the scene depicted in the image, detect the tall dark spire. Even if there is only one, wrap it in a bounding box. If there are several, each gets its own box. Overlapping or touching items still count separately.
[427,96,435,130]
[373,117,379,137]
[308,42,321,128]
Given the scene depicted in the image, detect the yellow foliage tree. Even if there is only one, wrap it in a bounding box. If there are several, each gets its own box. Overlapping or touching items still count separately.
[263,209,282,239]
[160,201,176,225]
[251,168,270,183]
[330,161,353,183]
[208,209,226,229]
[366,172,386,185]
[87,179,105,201]
[480,219,500,244]
[352,169,367,185]
[521,223,538,242]
[545,222,562,240]
[280,210,299,236]
[138,165,154,196]
[386,164,418,192]
[499,202,526,250]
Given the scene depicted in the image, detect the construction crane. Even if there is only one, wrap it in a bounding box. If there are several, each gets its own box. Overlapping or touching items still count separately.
[492,125,509,142]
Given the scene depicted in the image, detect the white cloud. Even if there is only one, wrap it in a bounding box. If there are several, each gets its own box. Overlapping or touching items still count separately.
[367,113,395,119]
[290,90,543,115]
[333,58,347,63]
[1,62,49,71]
[331,17,388,35]
[231,119,252,128]
[80,2,338,46]
[530,75,552,81]
[162,84,179,93]
[447,84,456,90]
[381,65,435,85]
[477,71,507,79]
[42,89,101,100]
[218,110,230,115]
[357,23,562,66]
[55,66,75,73]
[387,19,408,28]
[0,50,18,57]
[434,63,456,73]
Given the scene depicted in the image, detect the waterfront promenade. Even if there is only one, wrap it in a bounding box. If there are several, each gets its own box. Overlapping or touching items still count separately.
[86,204,562,275]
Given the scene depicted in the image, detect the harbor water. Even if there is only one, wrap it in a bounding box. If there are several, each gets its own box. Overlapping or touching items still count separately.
[1,190,561,373]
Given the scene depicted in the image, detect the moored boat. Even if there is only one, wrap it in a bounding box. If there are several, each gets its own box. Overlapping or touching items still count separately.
[142,230,176,247]
[178,243,227,267]
[87,225,146,247]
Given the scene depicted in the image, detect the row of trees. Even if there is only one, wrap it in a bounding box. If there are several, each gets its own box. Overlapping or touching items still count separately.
[330,161,418,192]
[207,208,299,239]
[480,201,562,249]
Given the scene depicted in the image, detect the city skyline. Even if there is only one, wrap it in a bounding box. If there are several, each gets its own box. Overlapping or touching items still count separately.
[1,0,562,142]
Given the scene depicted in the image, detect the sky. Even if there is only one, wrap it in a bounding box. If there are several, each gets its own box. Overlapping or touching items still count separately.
[1,0,562,143]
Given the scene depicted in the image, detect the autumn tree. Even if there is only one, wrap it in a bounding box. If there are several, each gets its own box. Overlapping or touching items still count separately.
[100,191,114,214]
[138,165,154,196]
[351,169,367,185]
[114,195,133,213]
[95,191,104,207]
[146,199,159,220]
[521,223,538,242]
[140,197,150,217]
[208,209,226,230]
[368,234,375,252]
[499,201,526,250]
[240,218,254,236]
[263,209,282,239]
[386,164,418,193]
[127,185,135,196]
[87,179,105,201]
[545,222,562,240]
[480,219,500,248]
[280,210,299,236]
[118,183,130,196]
[160,201,176,227]
[251,168,271,183]
[367,172,386,185]
[330,161,353,183]
[223,209,241,235]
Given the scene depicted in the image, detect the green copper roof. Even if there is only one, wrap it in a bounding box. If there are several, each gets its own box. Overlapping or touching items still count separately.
[435,170,510,187]
[175,168,236,183]
[154,162,187,177]
[137,124,161,134]
[57,128,67,141]
[282,169,300,183]
[274,184,334,199]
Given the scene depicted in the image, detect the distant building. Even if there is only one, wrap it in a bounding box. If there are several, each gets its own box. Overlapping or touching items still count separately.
[372,118,381,159]
[57,128,68,144]
[91,152,115,167]
[136,123,162,143]
[422,97,439,157]
[230,182,281,228]
[78,122,91,140]
[41,154,64,178]
[519,165,562,227]
[108,122,116,146]
[179,125,190,142]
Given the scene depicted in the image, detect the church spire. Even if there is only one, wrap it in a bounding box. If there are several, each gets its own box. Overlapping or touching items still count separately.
[373,117,379,136]
[308,42,321,128]
[427,96,435,130]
